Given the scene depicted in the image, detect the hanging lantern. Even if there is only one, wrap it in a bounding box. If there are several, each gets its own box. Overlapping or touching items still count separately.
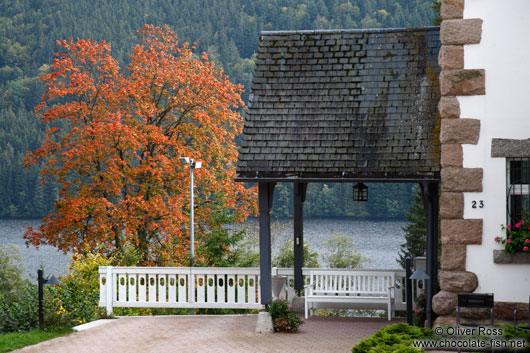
[353,183,368,202]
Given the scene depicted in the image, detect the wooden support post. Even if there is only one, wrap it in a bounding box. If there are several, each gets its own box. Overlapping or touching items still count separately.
[420,181,439,328]
[259,182,275,307]
[293,182,307,295]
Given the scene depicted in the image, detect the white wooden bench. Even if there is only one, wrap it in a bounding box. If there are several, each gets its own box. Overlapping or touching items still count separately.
[304,269,395,321]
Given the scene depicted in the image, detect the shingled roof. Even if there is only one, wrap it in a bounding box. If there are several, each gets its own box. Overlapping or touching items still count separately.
[236,27,441,182]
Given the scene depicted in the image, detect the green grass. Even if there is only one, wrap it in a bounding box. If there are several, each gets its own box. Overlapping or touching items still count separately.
[0,329,72,353]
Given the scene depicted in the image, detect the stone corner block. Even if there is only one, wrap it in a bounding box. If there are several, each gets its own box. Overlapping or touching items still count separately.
[441,244,467,270]
[439,45,464,70]
[438,96,460,118]
[441,144,463,168]
[440,69,486,96]
[441,219,483,245]
[439,192,464,219]
[440,118,480,145]
[441,167,483,193]
[441,19,483,45]
[434,315,456,326]
[441,0,464,20]
[439,270,479,292]
[432,290,458,316]
[440,192,464,219]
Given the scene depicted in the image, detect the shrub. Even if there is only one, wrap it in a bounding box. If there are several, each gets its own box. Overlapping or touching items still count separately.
[47,252,112,327]
[273,240,319,268]
[321,233,367,268]
[0,284,38,333]
[0,245,37,333]
[268,299,303,333]
[351,323,433,353]
[0,245,27,299]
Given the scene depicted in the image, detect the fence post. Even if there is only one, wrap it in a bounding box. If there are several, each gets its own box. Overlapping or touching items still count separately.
[189,268,195,306]
[106,266,113,316]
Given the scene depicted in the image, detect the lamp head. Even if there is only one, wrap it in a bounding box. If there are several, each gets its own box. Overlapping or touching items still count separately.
[353,182,368,202]
[180,157,190,165]
[45,275,60,285]
[194,161,202,169]
[409,268,430,280]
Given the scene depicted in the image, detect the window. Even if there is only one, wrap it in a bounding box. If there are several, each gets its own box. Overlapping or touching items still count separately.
[507,159,530,225]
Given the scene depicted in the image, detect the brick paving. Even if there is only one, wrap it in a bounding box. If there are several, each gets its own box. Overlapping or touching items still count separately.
[12,315,405,353]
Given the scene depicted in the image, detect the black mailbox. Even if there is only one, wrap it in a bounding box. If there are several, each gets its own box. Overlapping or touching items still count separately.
[458,293,494,308]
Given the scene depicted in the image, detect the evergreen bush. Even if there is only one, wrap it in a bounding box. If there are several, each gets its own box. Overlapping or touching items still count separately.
[351,323,432,353]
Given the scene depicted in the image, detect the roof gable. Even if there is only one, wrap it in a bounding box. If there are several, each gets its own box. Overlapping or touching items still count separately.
[237,27,441,181]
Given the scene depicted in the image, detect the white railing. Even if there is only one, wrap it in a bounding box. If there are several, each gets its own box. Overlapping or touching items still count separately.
[99,266,411,315]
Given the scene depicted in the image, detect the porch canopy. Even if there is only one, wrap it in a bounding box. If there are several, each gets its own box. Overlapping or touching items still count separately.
[235,27,441,325]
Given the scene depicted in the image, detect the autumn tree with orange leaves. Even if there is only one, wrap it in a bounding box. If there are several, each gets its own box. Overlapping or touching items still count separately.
[25,25,256,265]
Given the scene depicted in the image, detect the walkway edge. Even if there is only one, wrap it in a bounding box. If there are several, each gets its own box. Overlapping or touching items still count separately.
[73,319,116,331]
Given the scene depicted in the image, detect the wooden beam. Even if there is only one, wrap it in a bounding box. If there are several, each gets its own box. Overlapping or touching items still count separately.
[258,182,275,307]
[293,182,307,294]
[420,181,439,328]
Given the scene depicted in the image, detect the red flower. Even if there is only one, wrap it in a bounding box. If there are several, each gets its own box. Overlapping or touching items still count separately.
[494,236,500,242]
[507,239,512,243]
[507,224,512,229]
[516,223,522,229]
[524,246,529,252]
[526,239,530,244]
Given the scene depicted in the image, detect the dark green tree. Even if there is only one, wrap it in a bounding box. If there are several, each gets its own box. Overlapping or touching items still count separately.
[397,185,426,268]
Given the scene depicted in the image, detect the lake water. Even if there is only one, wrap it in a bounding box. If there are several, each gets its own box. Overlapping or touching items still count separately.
[0,218,72,280]
[0,217,407,280]
[243,217,407,269]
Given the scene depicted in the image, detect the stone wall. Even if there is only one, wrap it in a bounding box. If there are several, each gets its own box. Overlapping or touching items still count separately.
[433,0,485,324]
[434,0,530,323]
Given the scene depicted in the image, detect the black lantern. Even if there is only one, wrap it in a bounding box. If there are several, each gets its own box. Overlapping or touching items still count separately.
[353,183,368,202]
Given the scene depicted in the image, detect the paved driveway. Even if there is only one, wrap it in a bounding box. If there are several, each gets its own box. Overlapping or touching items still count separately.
[12,315,404,353]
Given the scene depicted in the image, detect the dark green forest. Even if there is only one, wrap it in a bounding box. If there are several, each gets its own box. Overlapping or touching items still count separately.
[0,0,436,218]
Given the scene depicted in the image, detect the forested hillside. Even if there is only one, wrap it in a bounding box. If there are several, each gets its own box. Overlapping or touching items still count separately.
[0,0,436,218]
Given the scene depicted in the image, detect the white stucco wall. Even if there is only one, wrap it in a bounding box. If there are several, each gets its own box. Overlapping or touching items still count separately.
[458,0,530,302]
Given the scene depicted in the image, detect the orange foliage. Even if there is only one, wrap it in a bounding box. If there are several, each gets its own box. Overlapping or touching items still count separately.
[25,25,256,265]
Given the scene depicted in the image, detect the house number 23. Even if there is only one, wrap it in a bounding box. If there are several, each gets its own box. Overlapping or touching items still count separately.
[471,200,484,209]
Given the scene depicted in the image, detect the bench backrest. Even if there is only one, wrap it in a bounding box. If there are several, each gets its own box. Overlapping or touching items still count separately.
[309,270,395,296]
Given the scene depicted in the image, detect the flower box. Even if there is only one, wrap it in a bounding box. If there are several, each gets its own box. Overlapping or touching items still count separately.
[493,250,530,264]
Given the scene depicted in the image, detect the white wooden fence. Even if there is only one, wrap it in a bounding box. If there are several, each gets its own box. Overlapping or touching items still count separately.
[99,266,410,315]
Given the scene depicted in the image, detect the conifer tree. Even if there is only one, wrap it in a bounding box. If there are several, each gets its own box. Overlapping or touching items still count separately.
[397,186,426,269]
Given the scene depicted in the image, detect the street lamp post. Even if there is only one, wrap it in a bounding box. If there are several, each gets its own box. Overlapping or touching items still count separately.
[37,269,60,330]
[180,157,202,267]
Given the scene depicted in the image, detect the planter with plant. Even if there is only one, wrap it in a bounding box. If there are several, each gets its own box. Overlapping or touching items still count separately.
[268,299,303,333]
[495,217,530,254]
